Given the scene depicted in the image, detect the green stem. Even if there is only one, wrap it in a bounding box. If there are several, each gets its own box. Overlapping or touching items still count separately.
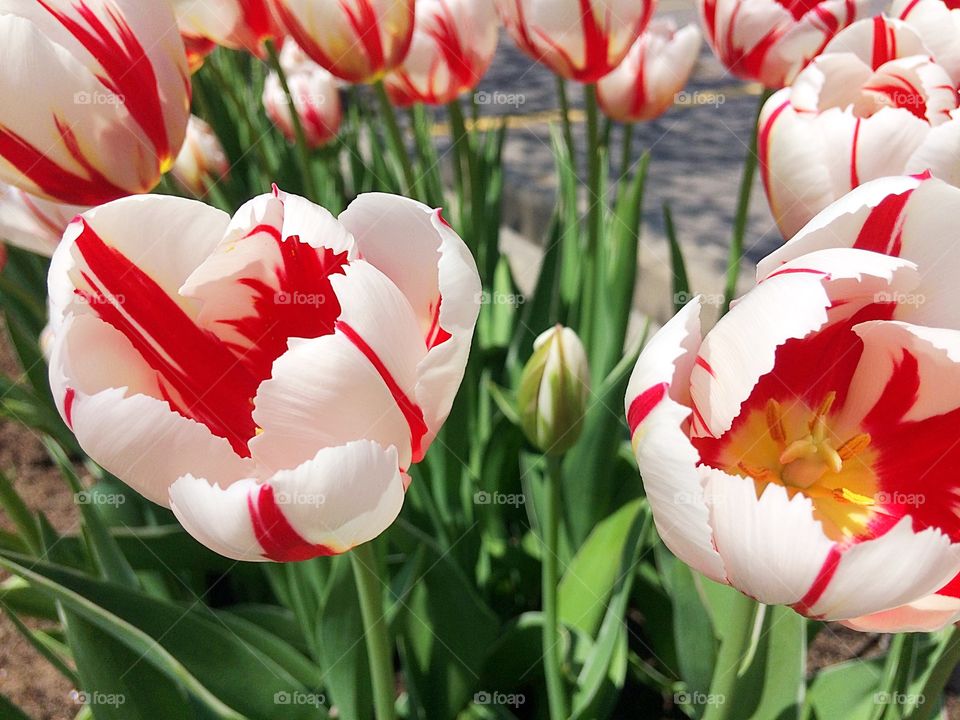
[350,542,396,720]
[722,89,773,315]
[264,40,317,199]
[618,123,634,187]
[703,593,758,720]
[542,455,569,720]
[579,83,602,351]
[906,627,960,720]
[447,100,472,210]
[373,80,417,195]
[555,76,575,162]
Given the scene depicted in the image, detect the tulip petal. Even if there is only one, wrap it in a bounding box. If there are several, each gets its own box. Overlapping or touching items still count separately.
[690,247,919,438]
[841,593,960,633]
[625,298,727,582]
[705,477,835,605]
[802,516,960,620]
[170,440,404,562]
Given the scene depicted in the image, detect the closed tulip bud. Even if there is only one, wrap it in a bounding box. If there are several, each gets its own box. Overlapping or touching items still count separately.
[271,0,416,83]
[597,19,702,122]
[385,0,499,107]
[0,1,191,206]
[171,116,230,197]
[263,42,342,149]
[518,325,590,455]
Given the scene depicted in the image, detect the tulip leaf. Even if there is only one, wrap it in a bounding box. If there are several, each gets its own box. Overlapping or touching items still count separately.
[317,555,373,720]
[392,520,500,719]
[3,607,78,685]
[558,499,645,637]
[664,202,691,312]
[0,552,320,720]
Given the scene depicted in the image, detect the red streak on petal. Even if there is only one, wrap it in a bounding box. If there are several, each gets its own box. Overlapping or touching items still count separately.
[871,16,896,70]
[73,219,259,456]
[761,266,830,281]
[337,320,429,463]
[852,187,914,257]
[758,99,790,213]
[792,545,842,616]
[627,382,668,435]
[425,298,451,349]
[248,484,337,561]
[850,117,862,188]
[63,388,76,429]
[936,571,960,598]
[0,121,127,205]
[37,0,173,163]
[695,356,717,378]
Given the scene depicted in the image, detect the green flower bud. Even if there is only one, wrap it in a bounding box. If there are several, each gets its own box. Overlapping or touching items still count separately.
[517,325,590,455]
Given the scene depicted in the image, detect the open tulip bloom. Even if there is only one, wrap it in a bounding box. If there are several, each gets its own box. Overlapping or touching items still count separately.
[172,0,281,59]
[46,187,481,562]
[626,173,960,632]
[0,0,190,206]
[759,15,960,238]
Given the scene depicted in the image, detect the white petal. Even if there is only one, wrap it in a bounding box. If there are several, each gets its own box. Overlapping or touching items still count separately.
[691,248,919,438]
[705,477,835,605]
[841,593,960,633]
[625,298,726,582]
[805,516,960,620]
[170,440,405,562]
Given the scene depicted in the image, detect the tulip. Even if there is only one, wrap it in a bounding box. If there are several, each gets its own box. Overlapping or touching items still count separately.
[47,187,481,561]
[182,35,217,73]
[271,0,416,83]
[698,0,866,88]
[597,19,702,122]
[625,173,960,630]
[384,0,499,107]
[891,0,960,84]
[263,42,342,148]
[171,116,230,197]
[495,0,655,83]
[172,0,281,58]
[0,182,86,256]
[758,16,960,239]
[0,0,191,206]
[518,325,590,455]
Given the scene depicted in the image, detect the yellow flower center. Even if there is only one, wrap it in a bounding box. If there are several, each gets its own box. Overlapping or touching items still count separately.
[723,392,878,542]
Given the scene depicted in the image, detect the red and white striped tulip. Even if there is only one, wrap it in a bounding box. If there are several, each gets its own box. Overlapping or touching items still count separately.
[172,0,281,59]
[698,0,866,88]
[263,42,342,148]
[892,0,960,84]
[597,19,702,122]
[0,182,86,256]
[758,16,960,238]
[384,0,499,107]
[495,0,655,83]
[171,116,230,197]
[625,174,960,630]
[270,0,416,83]
[0,0,191,206]
[47,187,481,561]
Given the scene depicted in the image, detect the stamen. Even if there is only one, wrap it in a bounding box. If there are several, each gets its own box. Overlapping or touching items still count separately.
[765,399,786,446]
[818,444,843,474]
[831,487,875,506]
[809,391,836,436]
[738,461,774,482]
[837,433,871,461]
[780,438,816,466]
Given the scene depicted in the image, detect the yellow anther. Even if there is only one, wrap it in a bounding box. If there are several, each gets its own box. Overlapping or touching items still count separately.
[831,487,875,506]
[765,399,786,446]
[837,433,872,461]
